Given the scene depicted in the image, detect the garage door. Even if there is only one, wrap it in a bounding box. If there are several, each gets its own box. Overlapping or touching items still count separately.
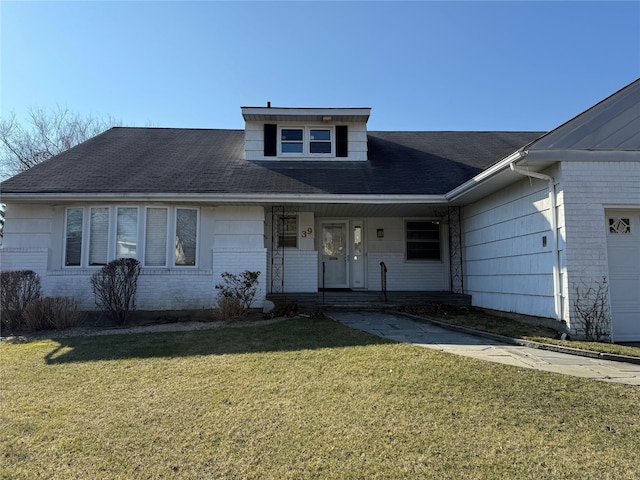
[606,212,640,342]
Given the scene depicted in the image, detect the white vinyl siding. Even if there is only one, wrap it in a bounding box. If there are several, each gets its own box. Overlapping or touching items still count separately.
[145,207,168,266]
[89,207,109,266]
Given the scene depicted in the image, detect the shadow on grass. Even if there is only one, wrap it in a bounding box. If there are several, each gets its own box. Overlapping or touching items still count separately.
[44,317,391,364]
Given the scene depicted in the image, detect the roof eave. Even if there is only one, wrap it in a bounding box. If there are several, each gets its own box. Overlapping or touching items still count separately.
[0,192,447,205]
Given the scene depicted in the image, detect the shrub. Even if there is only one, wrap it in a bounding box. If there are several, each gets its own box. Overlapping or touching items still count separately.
[574,276,611,342]
[0,270,41,329]
[23,297,84,331]
[215,271,261,310]
[213,296,245,322]
[90,258,141,325]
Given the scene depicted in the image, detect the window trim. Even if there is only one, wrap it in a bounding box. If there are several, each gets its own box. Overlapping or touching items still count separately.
[278,126,335,157]
[405,220,442,261]
[174,207,200,267]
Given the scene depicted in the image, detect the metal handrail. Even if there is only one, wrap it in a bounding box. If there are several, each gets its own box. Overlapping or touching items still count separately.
[322,261,326,304]
[380,261,388,303]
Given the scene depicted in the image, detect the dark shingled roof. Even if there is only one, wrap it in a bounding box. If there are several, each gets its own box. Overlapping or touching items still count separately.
[0,128,544,196]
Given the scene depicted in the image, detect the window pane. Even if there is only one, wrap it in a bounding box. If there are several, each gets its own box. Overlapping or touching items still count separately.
[65,208,83,266]
[310,142,331,153]
[310,129,331,141]
[116,208,137,258]
[406,221,440,260]
[282,142,303,153]
[281,129,303,141]
[278,216,297,248]
[89,207,109,266]
[145,208,168,266]
[175,208,197,266]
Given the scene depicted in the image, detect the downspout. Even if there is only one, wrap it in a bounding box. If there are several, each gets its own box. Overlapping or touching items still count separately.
[509,158,562,323]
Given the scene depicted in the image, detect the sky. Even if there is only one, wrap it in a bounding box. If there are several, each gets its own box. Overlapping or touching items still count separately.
[1,1,639,132]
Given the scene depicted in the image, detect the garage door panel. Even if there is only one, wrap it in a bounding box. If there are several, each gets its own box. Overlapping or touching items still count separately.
[606,212,640,342]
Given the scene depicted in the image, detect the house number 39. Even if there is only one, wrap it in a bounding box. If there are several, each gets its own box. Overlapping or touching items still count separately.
[301,227,313,238]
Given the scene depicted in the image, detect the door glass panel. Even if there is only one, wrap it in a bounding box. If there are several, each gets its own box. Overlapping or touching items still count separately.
[322,224,345,256]
[354,226,362,256]
[321,223,347,287]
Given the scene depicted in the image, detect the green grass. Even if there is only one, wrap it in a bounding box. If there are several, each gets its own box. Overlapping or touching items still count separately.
[401,306,640,358]
[2,317,639,479]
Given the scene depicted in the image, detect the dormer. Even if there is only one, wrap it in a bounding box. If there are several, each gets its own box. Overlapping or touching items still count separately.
[241,106,371,161]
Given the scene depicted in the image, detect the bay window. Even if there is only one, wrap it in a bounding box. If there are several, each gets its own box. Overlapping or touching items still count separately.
[63,206,199,268]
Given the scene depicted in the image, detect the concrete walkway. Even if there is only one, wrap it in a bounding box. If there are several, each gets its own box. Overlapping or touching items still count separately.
[329,311,640,386]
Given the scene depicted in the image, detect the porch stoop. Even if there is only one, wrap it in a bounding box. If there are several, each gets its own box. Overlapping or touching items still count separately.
[266,291,472,309]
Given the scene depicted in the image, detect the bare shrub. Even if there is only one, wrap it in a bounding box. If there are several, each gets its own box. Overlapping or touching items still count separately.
[90,258,141,325]
[574,276,611,342]
[0,270,41,329]
[215,271,261,310]
[213,296,245,322]
[22,297,83,331]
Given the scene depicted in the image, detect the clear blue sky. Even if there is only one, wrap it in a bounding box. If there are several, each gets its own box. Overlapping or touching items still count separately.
[1,1,639,132]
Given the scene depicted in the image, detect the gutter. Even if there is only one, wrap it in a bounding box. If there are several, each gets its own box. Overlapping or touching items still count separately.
[446,150,528,201]
[0,192,449,205]
[509,156,563,323]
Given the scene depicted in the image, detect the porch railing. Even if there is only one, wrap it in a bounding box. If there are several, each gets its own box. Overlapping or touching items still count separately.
[380,261,388,303]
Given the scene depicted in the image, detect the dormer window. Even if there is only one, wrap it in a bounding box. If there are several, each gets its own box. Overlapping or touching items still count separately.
[242,106,370,161]
[279,127,333,156]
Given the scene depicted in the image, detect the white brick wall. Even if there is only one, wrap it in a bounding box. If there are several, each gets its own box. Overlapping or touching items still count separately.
[562,160,640,333]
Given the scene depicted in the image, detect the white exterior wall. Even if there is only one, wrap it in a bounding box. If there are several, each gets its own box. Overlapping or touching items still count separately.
[461,165,562,321]
[562,160,640,337]
[244,121,368,161]
[211,206,267,307]
[365,218,449,291]
[0,203,268,310]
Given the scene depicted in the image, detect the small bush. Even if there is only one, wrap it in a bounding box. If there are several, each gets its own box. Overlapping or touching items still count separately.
[215,271,261,310]
[22,297,84,331]
[90,258,141,325]
[574,276,611,341]
[213,296,245,322]
[0,270,42,329]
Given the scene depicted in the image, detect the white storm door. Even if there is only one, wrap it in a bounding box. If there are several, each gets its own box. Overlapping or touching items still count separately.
[321,222,348,288]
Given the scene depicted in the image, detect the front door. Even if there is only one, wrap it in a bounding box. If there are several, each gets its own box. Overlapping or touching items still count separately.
[320,222,348,288]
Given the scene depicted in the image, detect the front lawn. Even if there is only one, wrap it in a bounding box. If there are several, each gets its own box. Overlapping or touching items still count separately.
[1,318,639,479]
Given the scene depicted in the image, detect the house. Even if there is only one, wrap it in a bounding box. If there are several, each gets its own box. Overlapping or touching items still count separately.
[1,79,639,341]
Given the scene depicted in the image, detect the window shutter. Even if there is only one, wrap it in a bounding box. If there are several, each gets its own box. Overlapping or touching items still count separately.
[264,124,277,156]
[145,208,168,266]
[336,125,348,157]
